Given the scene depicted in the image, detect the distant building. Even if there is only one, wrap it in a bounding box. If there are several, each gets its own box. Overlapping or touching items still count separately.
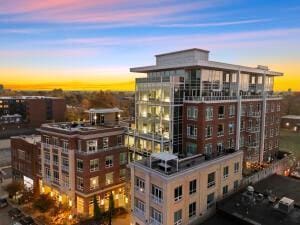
[281,115,300,132]
[130,151,243,225]
[11,108,129,217]
[0,96,66,138]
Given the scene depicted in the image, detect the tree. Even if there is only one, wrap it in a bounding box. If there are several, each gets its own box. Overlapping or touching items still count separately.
[108,192,115,225]
[33,194,55,213]
[93,195,102,221]
[4,181,23,199]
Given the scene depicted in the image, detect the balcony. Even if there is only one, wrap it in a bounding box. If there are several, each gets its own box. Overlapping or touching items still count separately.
[247,126,260,133]
[149,217,163,225]
[77,145,125,155]
[134,207,145,219]
[247,111,261,118]
[151,195,163,204]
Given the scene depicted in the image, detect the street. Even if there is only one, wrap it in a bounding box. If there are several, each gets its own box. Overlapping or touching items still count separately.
[0,203,13,225]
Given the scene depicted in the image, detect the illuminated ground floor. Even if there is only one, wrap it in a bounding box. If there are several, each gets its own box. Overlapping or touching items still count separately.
[39,179,129,217]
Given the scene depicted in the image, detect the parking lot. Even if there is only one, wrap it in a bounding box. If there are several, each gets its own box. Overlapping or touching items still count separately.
[0,203,14,225]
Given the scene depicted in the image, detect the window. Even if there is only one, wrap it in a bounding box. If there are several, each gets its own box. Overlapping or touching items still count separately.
[117,135,123,146]
[45,167,51,180]
[189,179,197,195]
[152,185,163,204]
[234,162,240,173]
[87,140,97,152]
[277,103,280,112]
[223,166,229,179]
[119,152,127,165]
[189,202,196,218]
[217,124,224,136]
[45,137,50,147]
[53,154,59,166]
[187,124,197,138]
[228,122,235,134]
[218,106,225,118]
[186,143,197,156]
[53,170,59,183]
[150,208,163,225]
[205,125,213,138]
[241,120,245,131]
[18,149,25,160]
[105,155,113,168]
[205,107,213,121]
[105,172,114,185]
[77,159,83,172]
[228,138,235,149]
[174,186,182,202]
[205,143,212,156]
[44,152,50,164]
[223,185,228,196]
[240,136,245,147]
[62,157,69,171]
[207,172,215,188]
[62,174,69,188]
[103,137,109,149]
[135,177,145,192]
[120,169,126,181]
[234,180,239,191]
[217,142,224,154]
[90,159,99,172]
[90,176,99,190]
[187,106,198,120]
[174,209,182,225]
[207,192,215,209]
[229,105,236,117]
[77,177,84,191]
[134,198,145,216]
[53,137,59,147]
[62,141,69,151]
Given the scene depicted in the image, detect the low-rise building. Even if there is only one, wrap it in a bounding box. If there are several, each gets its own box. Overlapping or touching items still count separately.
[130,150,243,225]
[11,108,129,217]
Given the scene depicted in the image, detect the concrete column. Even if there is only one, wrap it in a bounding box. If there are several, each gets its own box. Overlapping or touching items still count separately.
[260,72,267,164]
[236,71,241,151]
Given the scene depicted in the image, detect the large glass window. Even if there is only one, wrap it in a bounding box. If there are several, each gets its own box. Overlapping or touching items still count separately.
[90,159,99,172]
[189,202,196,218]
[186,143,197,156]
[207,172,215,188]
[189,179,197,195]
[187,106,198,120]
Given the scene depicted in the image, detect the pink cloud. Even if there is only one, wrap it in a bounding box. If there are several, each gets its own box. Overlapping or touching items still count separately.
[0,0,223,24]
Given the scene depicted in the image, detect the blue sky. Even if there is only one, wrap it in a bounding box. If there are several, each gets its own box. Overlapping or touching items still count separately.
[0,0,299,90]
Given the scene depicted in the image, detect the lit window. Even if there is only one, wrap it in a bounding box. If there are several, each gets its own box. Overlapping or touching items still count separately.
[90,176,99,190]
[105,172,114,185]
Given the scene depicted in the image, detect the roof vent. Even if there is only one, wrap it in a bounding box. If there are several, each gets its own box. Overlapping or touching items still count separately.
[274,197,294,214]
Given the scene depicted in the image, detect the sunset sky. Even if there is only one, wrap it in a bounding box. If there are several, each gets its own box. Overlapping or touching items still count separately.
[0,0,299,91]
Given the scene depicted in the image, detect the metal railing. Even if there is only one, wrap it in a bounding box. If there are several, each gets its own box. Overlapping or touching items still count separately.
[77,145,125,155]
[151,194,163,204]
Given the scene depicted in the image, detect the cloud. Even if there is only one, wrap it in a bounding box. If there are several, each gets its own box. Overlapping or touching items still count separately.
[0,0,224,24]
[158,19,272,28]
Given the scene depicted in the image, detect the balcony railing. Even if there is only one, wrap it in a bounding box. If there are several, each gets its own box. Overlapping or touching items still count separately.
[247,126,260,133]
[149,217,163,225]
[247,111,261,117]
[151,194,163,204]
[77,145,125,155]
[134,186,145,193]
[134,207,145,218]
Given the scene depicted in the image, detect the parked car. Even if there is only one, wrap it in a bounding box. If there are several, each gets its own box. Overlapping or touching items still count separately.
[13,216,36,225]
[0,198,8,208]
[8,208,24,219]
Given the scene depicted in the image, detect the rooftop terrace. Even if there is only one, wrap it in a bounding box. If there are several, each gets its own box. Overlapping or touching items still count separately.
[132,150,242,178]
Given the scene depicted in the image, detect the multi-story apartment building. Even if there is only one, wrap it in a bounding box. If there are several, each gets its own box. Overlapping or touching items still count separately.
[11,108,129,217]
[128,49,282,164]
[0,96,66,127]
[130,150,243,225]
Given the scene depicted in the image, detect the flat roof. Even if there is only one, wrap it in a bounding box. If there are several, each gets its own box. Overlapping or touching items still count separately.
[214,175,300,225]
[86,107,123,114]
[130,49,283,76]
[281,115,300,120]
[0,96,62,100]
[155,48,209,57]
[151,152,178,161]
[11,135,41,144]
